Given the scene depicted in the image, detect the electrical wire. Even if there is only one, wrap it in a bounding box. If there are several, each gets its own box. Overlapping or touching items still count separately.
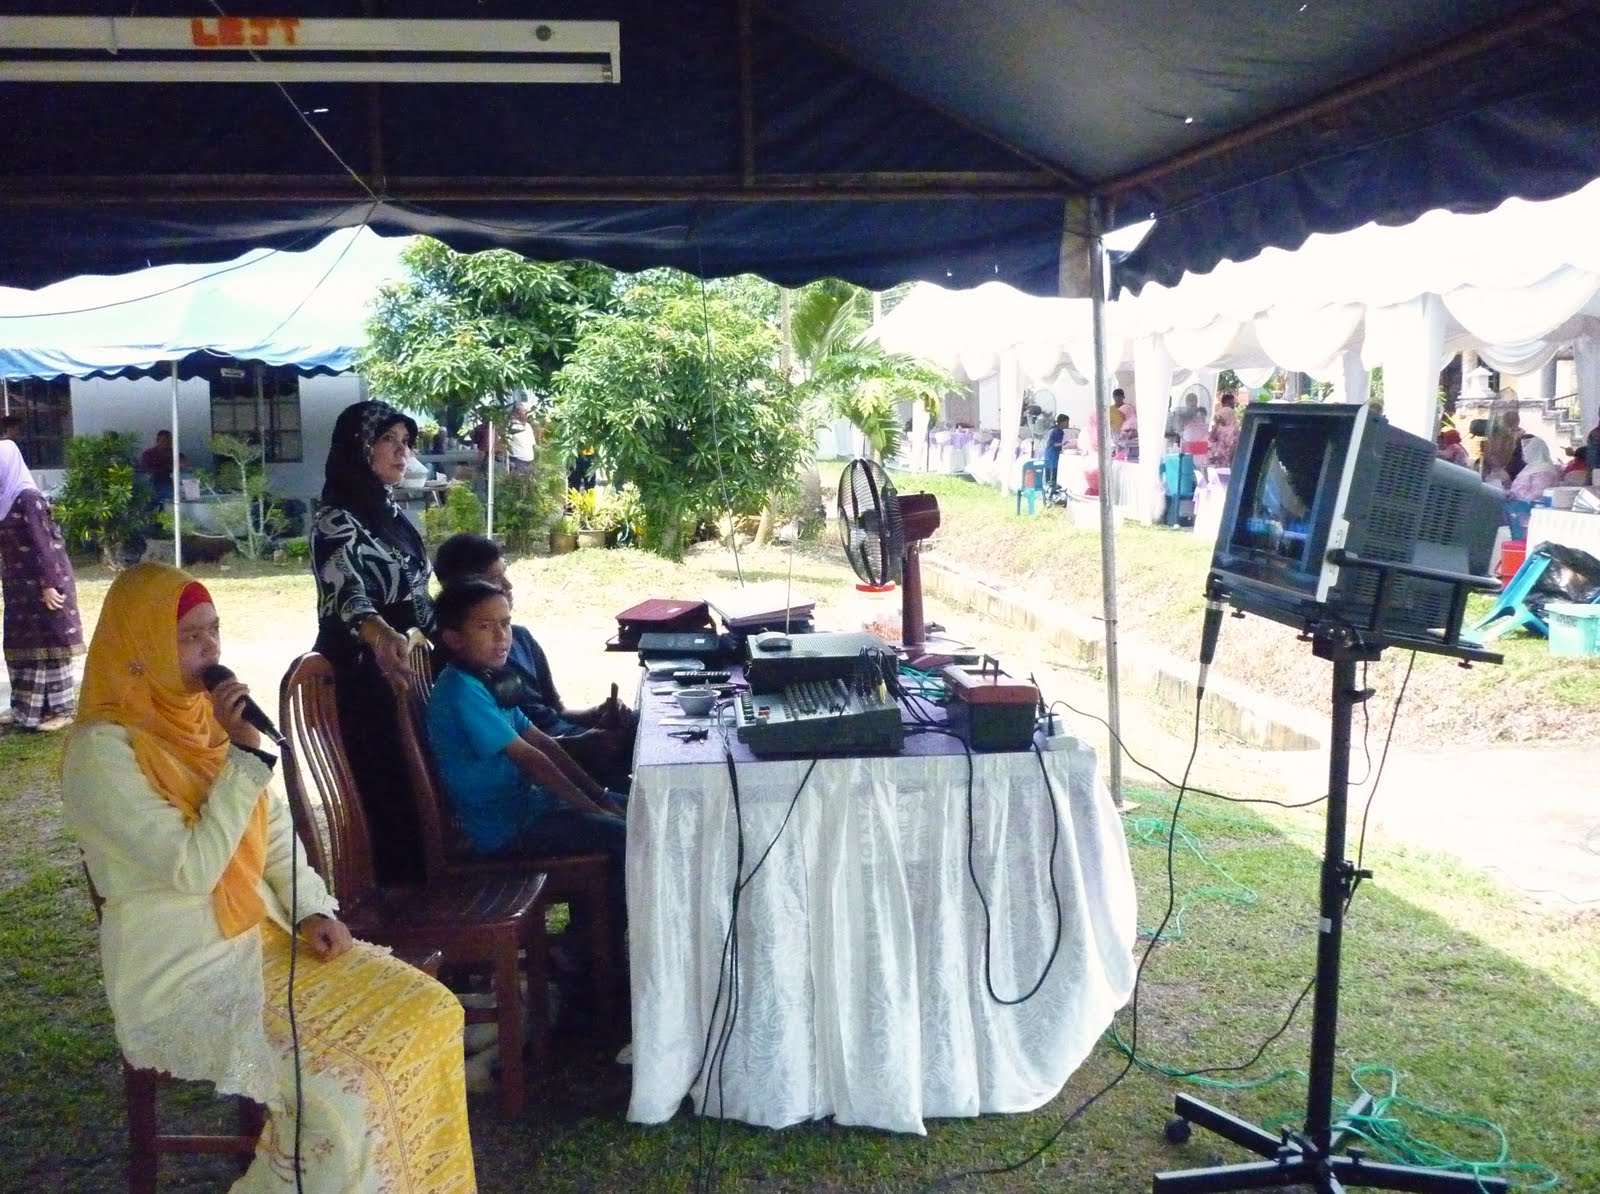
[251,202,380,346]
[690,749,818,1194]
[1043,694,1329,811]
[693,265,743,587]
[0,208,358,321]
[204,0,380,205]
[914,690,1211,1192]
[1350,651,1416,906]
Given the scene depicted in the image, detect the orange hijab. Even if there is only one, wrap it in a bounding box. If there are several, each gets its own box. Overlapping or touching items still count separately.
[75,563,268,938]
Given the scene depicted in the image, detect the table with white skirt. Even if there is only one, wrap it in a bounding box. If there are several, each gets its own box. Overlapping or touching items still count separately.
[624,684,1139,1134]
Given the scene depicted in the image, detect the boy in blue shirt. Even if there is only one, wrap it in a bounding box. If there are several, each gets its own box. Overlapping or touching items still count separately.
[433,533,635,790]
[427,578,627,920]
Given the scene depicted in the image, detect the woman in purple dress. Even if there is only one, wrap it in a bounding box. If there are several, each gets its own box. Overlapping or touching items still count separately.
[0,440,84,730]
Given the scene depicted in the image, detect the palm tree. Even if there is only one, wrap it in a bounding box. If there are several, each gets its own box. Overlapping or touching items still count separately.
[788,279,949,461]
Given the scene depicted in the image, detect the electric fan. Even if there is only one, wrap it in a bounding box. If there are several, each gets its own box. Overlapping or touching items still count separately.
[837,459,941,649]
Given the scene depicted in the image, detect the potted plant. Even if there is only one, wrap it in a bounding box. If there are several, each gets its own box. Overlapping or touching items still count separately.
[548,514,579,555]
[568,486,607,548]
[602,483,643,547]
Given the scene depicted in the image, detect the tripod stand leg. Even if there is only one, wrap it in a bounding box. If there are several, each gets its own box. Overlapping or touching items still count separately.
[1170,1094,1283,1156]
[1153,1155,1319,1193]
[1326,1155,1508,1193]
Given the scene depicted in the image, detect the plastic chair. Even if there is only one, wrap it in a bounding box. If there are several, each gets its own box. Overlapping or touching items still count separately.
[1016,457,1047,515]
[1469,551,1556,641]
[1160,452,1197,527]
[278,651,550,1116]
[396,631,620,1024]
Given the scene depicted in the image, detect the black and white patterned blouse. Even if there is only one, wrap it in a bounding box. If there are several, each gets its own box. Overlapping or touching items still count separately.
[310,502,434,669]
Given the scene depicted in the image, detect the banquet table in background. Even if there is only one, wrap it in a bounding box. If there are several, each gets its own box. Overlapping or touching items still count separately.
[624,682,1138,1134]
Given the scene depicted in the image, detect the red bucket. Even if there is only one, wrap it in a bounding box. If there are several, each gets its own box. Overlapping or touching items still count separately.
[1498,539,1526,585]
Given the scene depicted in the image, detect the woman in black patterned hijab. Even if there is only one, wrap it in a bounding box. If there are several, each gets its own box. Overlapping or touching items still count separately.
[310,400,434,882]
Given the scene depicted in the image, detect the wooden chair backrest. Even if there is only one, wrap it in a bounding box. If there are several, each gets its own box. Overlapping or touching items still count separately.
[395,630,461,882]
[277,651,378,907]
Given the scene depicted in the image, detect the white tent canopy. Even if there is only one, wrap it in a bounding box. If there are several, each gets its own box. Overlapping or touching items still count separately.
[879,179,1600,516]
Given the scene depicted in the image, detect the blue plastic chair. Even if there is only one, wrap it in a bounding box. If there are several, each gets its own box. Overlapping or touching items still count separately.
[1016,457,1047,515]
[1469,551,1556,641]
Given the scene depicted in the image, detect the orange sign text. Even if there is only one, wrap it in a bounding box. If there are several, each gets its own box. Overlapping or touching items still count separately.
[189,17,302,49]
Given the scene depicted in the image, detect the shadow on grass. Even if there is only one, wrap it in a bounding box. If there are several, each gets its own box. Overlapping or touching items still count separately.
[6,740,1595,1193]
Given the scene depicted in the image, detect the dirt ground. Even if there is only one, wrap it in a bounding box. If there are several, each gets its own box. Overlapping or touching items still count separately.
[8,541,1597,914]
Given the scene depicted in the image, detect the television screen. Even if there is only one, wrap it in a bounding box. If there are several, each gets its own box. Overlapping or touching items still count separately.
[1211,402,1502,647]
[1222,408,1357,598]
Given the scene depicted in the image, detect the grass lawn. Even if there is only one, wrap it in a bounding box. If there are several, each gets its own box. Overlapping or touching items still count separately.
[896,471,1600,747]
[2,543,1595,1190]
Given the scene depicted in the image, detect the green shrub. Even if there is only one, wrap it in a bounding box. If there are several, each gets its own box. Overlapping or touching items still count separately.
[495,463,566,552]
[423,485,486,543]
[279,536,311,562]
[53,432,150,565]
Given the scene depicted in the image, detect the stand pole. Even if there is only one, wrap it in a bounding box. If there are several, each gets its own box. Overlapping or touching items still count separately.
[1305,648,1357,1154]
[1152,637,1507,1194]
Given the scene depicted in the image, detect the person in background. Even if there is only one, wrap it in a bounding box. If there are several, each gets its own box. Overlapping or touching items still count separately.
[138,430,189,497]
[0,415,22,441]
[1436,428,1471,468]
[1043,413,1071,495]
[309,400,434,883]
[1208,392,1240,470]
[432,533,635,791]
[1507,436,1561,501]
[427,578,627,956]
[1560,445,1589,481]
[1108,389,1127,437]
[505,401,536,476]
[63,563,475,1192]
[0,440,84,730]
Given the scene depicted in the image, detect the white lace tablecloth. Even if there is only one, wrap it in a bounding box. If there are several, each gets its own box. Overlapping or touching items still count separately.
[624,738,1138,1133]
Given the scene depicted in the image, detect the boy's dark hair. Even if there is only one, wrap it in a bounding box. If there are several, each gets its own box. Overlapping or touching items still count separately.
[434,533,503,587]
[435,577,509,633]
[1055,413,1070,425]
[1112,388,1126,400]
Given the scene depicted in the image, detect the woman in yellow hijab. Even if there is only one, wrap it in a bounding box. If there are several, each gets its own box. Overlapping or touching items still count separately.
[63,563,476,1193]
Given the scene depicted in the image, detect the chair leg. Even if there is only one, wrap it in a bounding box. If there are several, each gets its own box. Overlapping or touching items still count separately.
[125,1063,160,1194]
[493,946,526,1117]
[523,922,552,1069]
[582,875,619,1023]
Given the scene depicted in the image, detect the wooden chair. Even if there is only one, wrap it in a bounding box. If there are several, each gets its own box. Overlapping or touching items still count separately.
[81,864,263,1192]
[278,650,550,1115]
[399,630,619,1021]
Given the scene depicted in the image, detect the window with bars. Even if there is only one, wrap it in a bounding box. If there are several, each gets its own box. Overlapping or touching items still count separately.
[2,377,73,467]
[207,362,303,462]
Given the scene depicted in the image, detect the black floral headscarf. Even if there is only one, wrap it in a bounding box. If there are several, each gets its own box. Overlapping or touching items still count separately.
[321,400,424,558]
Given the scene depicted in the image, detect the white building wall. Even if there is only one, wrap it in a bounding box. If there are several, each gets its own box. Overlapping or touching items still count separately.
[52,370,366,505]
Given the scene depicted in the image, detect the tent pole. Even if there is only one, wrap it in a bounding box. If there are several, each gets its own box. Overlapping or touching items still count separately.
[170,361,183,568]
[1088,199,1124,810]
[2,378,9,415]
[486,420,496,539]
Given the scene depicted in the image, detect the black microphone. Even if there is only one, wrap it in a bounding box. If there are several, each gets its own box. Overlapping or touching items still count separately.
[200,664,287,747]
[1198,595,1225,699]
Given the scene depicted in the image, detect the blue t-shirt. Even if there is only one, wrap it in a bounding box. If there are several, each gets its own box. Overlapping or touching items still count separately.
[1046,426,1065,453]
[427,664,551,853]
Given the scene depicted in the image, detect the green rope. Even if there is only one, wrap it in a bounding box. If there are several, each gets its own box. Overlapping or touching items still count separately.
[1117,808,1561,1190]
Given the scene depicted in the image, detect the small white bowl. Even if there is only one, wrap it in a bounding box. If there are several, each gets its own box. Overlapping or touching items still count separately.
[675,688,717,717]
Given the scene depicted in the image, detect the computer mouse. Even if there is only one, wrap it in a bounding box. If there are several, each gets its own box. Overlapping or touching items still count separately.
[763,634,793,651]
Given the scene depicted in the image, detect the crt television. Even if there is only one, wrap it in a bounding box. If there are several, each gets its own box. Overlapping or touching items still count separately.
[1210,403,1502,639]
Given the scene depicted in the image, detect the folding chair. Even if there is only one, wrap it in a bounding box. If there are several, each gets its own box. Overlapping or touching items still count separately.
[1469,551,1556,641]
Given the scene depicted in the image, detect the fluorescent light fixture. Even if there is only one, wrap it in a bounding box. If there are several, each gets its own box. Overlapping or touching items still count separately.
[0,16,620,83]
[1102,217,1157,254]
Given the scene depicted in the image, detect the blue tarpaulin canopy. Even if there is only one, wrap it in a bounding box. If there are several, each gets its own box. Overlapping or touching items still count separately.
[1,1,1597,297]
[0,226,413,379]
